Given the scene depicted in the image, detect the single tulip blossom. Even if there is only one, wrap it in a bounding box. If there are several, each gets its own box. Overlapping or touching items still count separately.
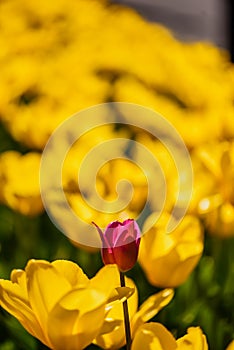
[0,259,134,350]
[139,212,203,287]
[93,219,141,272]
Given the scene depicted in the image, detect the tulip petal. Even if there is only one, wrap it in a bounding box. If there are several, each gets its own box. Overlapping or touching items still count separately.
[0,279,50,347]
[94,276,138,350]
[115,220,141,246]
[97,318,123,336]
[113,241,139,272]
[131,323,177,350]
[90,265,136,311]
[92,221,110,248]
[105,221,122,247]
[26,259,71,332]
[131,289,174,336]
[89,264,120,297]
[52,260,89,287]
[106,287,135,311]
[176,327,208,350]
[47,288,107,350]
[102,247,116,265]
[10,269,27,296]
[226,340,234,350]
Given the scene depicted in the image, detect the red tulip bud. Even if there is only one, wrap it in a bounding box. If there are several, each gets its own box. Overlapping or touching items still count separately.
[93,219,141,272]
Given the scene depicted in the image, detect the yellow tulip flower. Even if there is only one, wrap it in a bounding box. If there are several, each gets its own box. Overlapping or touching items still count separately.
[0,151,43,216]
[191,141,234,237]
[139,213,203,287]
[0,260,134,350]
[0,0,233,151]
[131,323,208,350]
[97,158,148,214]
[94,288,174,349]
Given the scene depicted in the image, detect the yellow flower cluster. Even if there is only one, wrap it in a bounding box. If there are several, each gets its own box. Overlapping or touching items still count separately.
[0,1,233,338]
[1,258,227,350]
[0,0,233,296]
[0,0,233,235]
[0,0,233,149]
[1,259,233,349]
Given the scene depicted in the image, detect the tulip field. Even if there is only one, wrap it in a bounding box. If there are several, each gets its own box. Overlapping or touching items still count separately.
[0,0,234,349]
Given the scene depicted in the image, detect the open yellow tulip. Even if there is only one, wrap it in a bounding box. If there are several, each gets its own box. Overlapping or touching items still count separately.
[0,260,134,350]
[139,213,203,287]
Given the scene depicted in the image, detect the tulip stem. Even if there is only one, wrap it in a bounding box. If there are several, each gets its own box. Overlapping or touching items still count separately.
[120,271,131,350]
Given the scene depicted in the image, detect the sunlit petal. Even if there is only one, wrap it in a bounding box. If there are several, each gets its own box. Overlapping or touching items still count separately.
[26,259,71,332]
[131,323,177,350]
[51,260,89,288]
[177,327,208,350]
[47,288,107,350]
[131,289,174,335]
[0,279,50,347]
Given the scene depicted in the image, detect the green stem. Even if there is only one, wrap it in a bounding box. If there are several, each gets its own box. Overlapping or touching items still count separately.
[120,271,131,350]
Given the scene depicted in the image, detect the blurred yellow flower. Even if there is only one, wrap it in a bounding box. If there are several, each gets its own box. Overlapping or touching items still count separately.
[191,141,234,237]
[0,0,233,150]
[131,323,208,350]
[98,158,148,213]
[94,288,174,349]
[62,125,139,232]
[0,151,43,215]
[132,133,181,213]
[139,213,203,287]
[0,260,133,350]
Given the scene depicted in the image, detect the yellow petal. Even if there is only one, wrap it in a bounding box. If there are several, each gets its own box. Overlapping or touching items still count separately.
[25,259,71,333]
[52,260,89,288]
[131,289,174,336]
[47,288,107,350]
[106,287,135,312]
[10,269,27,297]
[97,318,123,336]
[89,264,120,297]
[177,327,208,350]
[94,276,138,349]
[0,279,50,347]
[226,340,234,350]
[131,323,177,350]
